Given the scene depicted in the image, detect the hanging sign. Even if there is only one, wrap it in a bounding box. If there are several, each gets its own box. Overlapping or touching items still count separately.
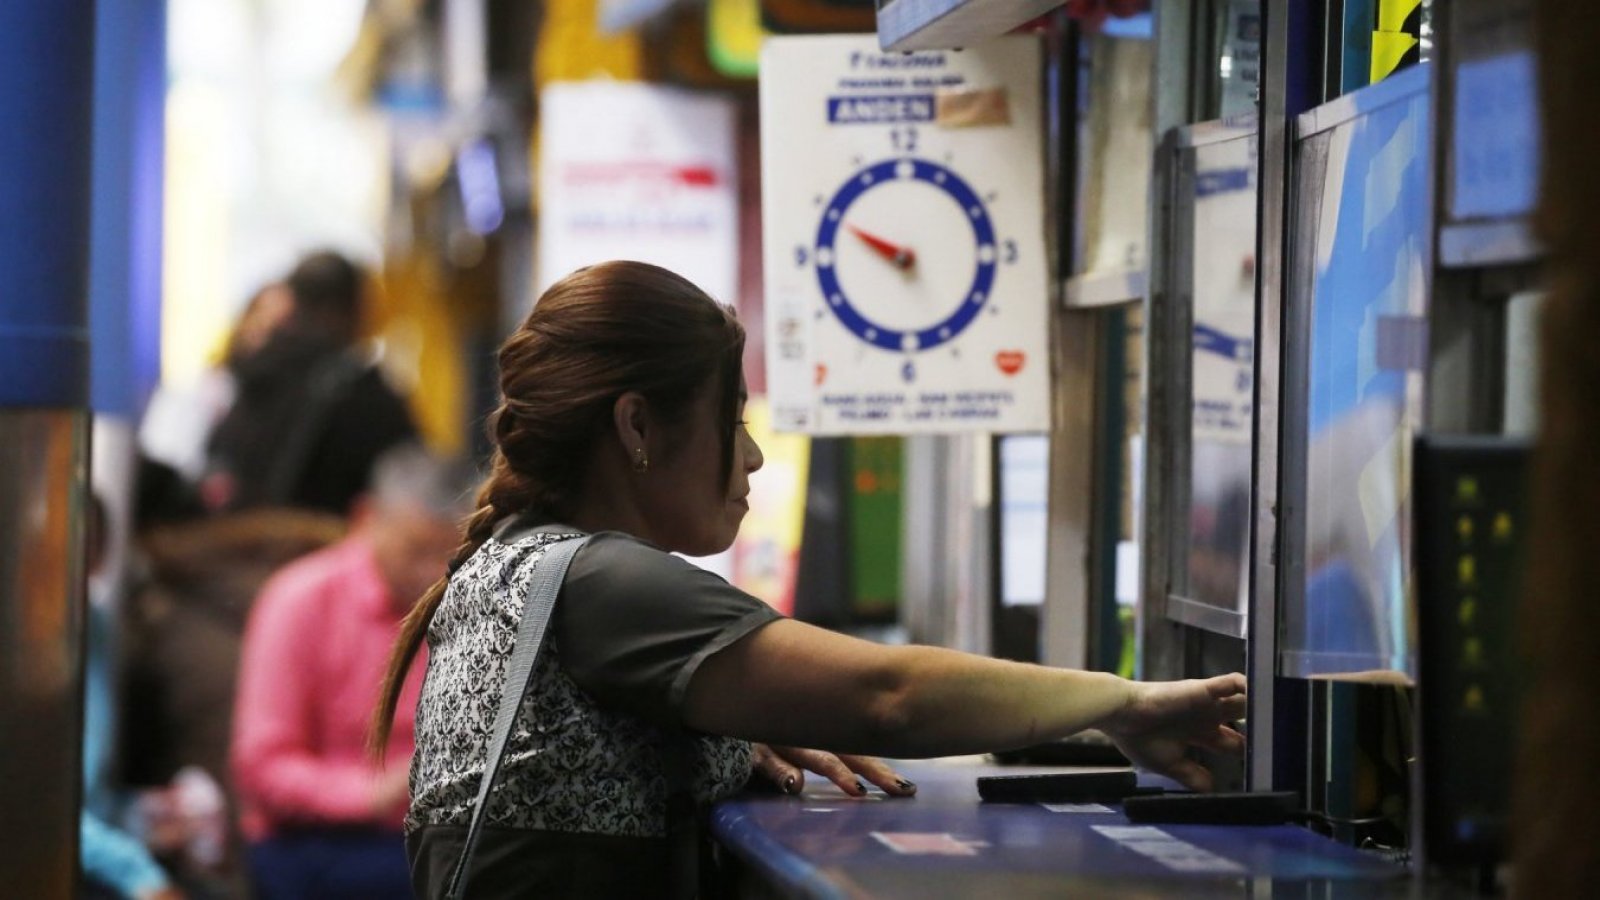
[537,81,738,303]
[760,35,1049,435]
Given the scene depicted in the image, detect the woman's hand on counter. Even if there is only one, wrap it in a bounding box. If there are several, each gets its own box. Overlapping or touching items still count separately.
[751,743,918,798]
[1099,673,1248,792]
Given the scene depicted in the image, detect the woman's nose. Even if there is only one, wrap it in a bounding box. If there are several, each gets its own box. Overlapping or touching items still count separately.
[744,432,765,473]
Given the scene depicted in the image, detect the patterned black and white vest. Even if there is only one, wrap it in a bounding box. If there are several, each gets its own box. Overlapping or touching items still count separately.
[406,531,754,839]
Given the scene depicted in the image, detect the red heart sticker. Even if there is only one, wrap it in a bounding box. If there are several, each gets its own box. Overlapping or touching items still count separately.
[814,363,828,386]
[995,350,1025,375]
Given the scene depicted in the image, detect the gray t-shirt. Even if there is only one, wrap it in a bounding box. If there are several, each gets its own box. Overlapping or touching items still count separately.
[555,529,783,729]
[407,524,782,843]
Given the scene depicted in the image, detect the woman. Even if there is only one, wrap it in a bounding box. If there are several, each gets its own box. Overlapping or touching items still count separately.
[374,261,1246,898]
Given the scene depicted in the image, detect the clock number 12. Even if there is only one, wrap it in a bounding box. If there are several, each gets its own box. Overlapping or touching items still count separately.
[890,126,919,153]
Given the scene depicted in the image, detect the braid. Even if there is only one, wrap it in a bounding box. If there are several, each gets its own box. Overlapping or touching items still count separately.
[369,450,535,756]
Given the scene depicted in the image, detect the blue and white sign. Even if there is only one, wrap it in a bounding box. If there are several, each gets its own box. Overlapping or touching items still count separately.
[761,35,1049,435]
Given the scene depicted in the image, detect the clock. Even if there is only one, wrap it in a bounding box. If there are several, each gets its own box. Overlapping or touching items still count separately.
[810,157,1001,359]
[760,35,1048,435]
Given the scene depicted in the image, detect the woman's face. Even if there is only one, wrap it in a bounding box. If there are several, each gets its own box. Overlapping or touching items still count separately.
[642,379,764,557]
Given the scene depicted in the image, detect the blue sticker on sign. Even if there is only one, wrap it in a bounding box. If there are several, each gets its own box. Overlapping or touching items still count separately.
[1195,167,1252,197]
[827,95,936,125]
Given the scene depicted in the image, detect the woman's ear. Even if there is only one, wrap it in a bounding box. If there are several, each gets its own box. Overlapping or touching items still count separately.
[612,392,650,457]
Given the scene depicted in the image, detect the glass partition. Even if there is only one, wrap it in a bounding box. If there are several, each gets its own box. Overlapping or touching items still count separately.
[1282,69,1432,679]
[1165,117,1258,635]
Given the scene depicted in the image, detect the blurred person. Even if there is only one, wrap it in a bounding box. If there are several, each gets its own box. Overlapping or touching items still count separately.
[231,443,471,900]
[80,494,184,900]
[1514,0,1600,895]
[138,281,294,508]
[205,250,418,516]
[120,506,346,896]
[374,262,1246,898]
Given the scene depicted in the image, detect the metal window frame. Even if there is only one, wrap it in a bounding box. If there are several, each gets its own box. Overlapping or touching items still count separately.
[1247,0,1293,793]
[1158,117,1258,644]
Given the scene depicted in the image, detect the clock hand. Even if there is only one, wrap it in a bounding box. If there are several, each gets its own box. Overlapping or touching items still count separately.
[846,224,916,271]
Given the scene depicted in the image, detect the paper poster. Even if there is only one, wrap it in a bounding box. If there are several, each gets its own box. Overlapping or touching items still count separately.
[760,35,1050,435]
[537,81,738,303]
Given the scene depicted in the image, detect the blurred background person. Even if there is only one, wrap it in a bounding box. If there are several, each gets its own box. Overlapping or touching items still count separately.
[229,444,471,900]
[120,506,345,897]
[139,281,294,499]
[80,494,183,900]
[205,250,418,517]
[1515,0,1600,894]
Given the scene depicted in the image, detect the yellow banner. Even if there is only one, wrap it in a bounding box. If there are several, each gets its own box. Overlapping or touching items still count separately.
[1377,0,1421,35]
[536,0,644,87]
[1370,31,1419,83]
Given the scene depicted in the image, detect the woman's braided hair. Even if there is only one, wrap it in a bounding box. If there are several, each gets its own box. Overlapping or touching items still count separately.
[371,261,745,752]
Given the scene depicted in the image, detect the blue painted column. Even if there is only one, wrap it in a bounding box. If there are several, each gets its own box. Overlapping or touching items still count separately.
[0,3,99,896]
[0,5,95,406]
[90,0,166,418]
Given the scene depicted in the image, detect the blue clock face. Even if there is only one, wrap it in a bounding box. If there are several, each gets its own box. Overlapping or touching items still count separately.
[813,158,999,353]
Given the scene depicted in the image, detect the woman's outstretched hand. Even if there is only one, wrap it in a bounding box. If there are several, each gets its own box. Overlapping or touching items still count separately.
[1100,673,1248,792]
[751,744,918,798]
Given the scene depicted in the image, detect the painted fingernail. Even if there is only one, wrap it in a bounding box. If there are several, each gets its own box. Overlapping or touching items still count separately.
[895,779,916,792]
[782,775,798,794]
[855,780,869,795]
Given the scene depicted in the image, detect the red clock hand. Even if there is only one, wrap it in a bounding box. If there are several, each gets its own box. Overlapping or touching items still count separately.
[846,224,916,271]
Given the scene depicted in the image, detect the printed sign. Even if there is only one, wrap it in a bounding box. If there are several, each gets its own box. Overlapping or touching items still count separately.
[760,36,1050,435]
[538,82,738,304]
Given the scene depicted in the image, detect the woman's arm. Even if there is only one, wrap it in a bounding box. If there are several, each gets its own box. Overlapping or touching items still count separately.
[683,619,1246,790]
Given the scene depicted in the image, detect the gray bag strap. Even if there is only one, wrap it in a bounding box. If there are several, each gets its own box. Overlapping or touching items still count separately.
[445,532,591,900]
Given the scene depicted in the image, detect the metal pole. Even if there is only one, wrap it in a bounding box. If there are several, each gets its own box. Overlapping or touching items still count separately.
[0,3,98,896]
[1248,0,1291,793]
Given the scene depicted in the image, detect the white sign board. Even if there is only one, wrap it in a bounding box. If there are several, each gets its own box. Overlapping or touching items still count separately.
[537,82,738,304]
[760,35,1049,435]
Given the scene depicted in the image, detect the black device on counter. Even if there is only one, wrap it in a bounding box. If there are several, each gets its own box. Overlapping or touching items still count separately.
[988,730,1131,767]
[1121,791,1301,825]
[977,770,1140,803]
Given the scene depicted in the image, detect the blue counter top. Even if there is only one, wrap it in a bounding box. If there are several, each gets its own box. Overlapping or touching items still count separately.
[711,758,1420,899]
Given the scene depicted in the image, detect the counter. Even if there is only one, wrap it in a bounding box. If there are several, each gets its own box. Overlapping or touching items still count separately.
[711,757,1434,899]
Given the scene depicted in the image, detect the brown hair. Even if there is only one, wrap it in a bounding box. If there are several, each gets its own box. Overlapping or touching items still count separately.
[371,260,745,752]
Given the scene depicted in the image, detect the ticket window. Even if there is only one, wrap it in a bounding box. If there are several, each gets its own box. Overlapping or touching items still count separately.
[1139,0,1262,685]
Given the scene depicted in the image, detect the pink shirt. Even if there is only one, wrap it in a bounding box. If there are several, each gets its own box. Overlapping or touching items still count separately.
[231,535,424,840]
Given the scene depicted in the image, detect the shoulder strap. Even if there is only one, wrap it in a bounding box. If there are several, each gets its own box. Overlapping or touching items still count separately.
[445,533,591,900]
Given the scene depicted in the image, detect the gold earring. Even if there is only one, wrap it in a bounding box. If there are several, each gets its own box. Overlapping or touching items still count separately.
[633,448,649,473]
